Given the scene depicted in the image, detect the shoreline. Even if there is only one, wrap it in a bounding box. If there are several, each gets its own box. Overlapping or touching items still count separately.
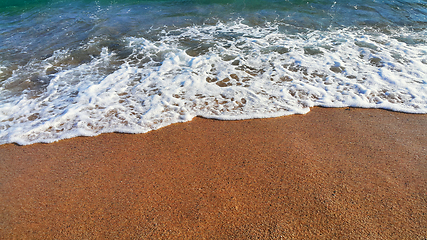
[1,107,427,239]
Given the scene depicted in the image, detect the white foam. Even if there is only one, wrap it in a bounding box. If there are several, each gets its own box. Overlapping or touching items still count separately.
[1,21,427,145]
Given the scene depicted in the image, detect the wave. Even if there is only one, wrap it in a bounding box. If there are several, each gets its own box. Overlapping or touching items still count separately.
[0,20,426,145]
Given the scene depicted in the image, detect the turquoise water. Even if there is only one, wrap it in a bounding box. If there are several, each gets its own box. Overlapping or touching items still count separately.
[0,0,426,144]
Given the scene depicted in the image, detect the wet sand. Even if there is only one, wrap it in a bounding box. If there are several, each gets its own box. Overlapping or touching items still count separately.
[1,107,427,239]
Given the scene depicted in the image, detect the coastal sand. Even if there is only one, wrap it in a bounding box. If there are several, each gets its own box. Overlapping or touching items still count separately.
[1,107,426,239]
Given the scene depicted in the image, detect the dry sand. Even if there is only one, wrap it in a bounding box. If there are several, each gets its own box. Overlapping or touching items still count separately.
[1,107,427,239]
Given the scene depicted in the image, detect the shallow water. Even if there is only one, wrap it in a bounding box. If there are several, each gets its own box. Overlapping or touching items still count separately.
[0,0,426,145]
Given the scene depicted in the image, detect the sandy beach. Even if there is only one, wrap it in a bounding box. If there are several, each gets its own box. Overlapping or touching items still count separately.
[1,107,426,239]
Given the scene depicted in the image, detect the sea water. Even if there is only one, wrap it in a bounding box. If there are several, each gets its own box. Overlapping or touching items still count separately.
[0,0,426,145]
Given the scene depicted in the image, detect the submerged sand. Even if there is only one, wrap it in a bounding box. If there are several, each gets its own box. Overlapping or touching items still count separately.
[1,107,427,239]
